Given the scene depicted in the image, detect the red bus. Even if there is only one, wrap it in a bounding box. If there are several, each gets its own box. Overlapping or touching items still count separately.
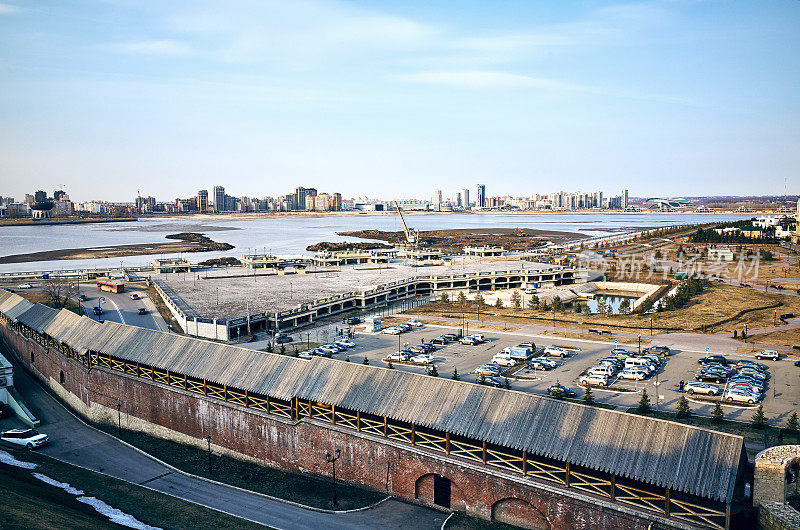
[97,281,125,294]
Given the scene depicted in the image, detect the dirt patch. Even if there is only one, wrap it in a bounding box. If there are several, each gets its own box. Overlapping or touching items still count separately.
[339,227,586,253]
[0,233,234,263]
[540,330,649,345]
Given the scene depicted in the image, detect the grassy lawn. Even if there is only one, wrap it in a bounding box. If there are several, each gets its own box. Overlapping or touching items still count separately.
[16,290,83,315]
[740,328,800,349]
[0,448,268,530]
[92,423,387,511]
[625,408,800,458]
[408,284,800,336]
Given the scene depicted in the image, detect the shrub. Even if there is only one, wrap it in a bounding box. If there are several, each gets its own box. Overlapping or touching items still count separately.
[637,389,652,413]
[440,292,450,304]
[511,291,521,310]
[494,297,504,309]
[387,361,394,369]
[676,396,692,419]
[451,368,460,381]
[787,412,799,433]
[457,291,468,305]
[751,405,767,430]
[428,364,439,377]
[583,386,594,404]
[712,402,724,423]
[362,357,370,365]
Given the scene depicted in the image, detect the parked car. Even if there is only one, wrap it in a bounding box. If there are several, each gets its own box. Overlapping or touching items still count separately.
[431,336,449,345]
[442,333,459,341]
[684,381,720,395]
[698,355,729,366]
[460,336,480,345]
[618,368,648,381]
[467,334,486,343]
[696,371,726,384]
[517,341,536,349]
[137,308,147,315]
[527,358,557,370]
[418,343,437,353]
[16,283,34,289]
[335,339,355,349]
[130,293,140,300]
[578,374,609,387]
[78,294,88,301]
[1,428,48,449]
[406,319,423,327]
[475,364,501,376]
[386,350,413,362]
[543,346,570,358]
[546,384,576,397]
[611,347,634,357]
[644,345,671,357]
[275,334,293,344]
[737,367,768,381]
[588,365,616,378]
[795,360,800,367]
[298,351,314,360]
[481,376,505,388]
[736,359,768,370]
[641,354,664,367]
[410,353,433,365]
[346,317,362,325]
[383,327,401,335]
[755,350,780,361]
[723,388,761,404]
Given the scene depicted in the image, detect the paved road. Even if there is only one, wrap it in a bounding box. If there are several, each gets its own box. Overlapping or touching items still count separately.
[3,342,445,530]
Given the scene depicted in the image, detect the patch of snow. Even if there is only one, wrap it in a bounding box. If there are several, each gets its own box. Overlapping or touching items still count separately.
[33,473,85,495]
[0,449,38,469]
[77,497,162,530]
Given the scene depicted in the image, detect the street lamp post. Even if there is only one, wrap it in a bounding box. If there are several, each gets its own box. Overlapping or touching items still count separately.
[205,435,212,474]
[325,449,341,507]
[638,334,641,355]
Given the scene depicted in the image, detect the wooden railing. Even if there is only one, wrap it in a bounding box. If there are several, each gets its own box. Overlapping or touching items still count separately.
[4,320,729,530]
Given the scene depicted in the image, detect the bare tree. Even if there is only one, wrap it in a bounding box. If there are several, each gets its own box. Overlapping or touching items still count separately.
[43,278,78,310]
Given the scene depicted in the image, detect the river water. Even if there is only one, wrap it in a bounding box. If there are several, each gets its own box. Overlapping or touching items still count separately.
[0,212,750,273]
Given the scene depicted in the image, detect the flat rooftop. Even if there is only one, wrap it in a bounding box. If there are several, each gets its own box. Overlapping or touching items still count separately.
[156,258,561,319]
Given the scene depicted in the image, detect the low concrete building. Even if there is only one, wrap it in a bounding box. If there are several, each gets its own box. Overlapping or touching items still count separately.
[312,250,389,267]
[401,249,444,266]
[241,254,282,269]
[708,247,735,261]
[152,258,192,274]
[464,245,505,257]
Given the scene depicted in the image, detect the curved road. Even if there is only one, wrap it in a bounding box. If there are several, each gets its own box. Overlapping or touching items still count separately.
[4,342,445,530]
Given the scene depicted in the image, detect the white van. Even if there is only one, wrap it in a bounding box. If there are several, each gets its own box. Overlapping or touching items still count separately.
[491,353,517,367]
[625,357,656,372]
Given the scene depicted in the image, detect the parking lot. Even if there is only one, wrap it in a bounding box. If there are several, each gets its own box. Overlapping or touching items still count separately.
[290,321,799,423]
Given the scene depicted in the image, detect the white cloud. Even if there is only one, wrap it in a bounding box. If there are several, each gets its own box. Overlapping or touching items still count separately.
[0,3,20,14]
[394,71,581,90]
[108,40,194,57]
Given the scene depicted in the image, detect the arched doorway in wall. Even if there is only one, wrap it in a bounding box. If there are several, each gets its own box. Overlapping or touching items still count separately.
[491,498,550,530]
[415,473,467,511]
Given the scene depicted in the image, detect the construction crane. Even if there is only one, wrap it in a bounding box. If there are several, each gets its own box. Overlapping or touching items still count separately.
[394,201,418,247]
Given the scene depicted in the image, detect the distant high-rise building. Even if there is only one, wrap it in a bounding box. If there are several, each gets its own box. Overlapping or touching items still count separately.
[331,192,342,211]
[24,194,34,205]
[54,190,66,201]
[197,190,209,212]
[213,186,225,212]
[476,184,486,208]
[432,189,442,210]
[621,189,629,209]
[294,187,306,210]
[462,188,470,209]
[34,190,47,203]
[456,192,462,207]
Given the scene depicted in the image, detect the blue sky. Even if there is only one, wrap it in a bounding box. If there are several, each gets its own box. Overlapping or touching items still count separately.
[0,0,798,202]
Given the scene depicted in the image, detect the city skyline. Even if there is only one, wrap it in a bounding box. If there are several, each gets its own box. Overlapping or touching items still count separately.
[1,1,799,201]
